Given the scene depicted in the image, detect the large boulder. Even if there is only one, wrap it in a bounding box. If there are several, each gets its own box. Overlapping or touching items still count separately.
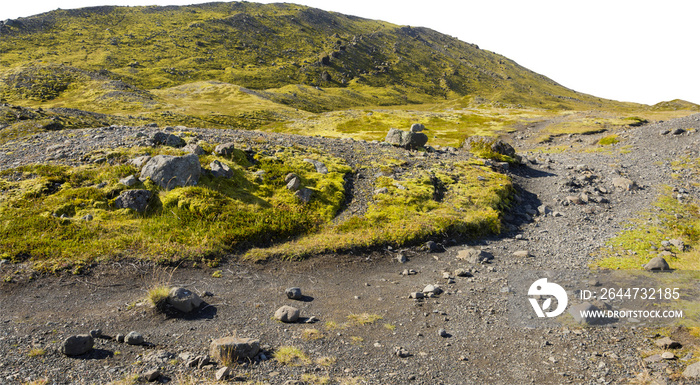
[153,132,186,148]
[62,335,94,356]
[141,154,201,190]
[167,287,203,313]
[210,337,260,363]
[385,127,428,150]
[644,256,671,271]
[114,189,152,213]
[684,361,700,379]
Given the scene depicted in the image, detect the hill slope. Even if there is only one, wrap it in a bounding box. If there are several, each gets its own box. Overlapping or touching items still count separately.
[0,2,633,113]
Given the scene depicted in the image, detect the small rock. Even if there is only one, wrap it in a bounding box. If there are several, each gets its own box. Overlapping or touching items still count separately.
[89,329,103,338]
[684,361,700,378]
[114,189,152,213]
[210,160,233,179]
[672,128,686,135]
[456,248,494,264]
[655,336,682,349]
[214,142,237,156]
[285,287,303,300]
[644,354,663,364]
[153,132,185,147]
[116,334,125,343]
[62,335,94,356]
[286,176,301,191]
[167,287,203,313]
[374,187,389,195]
[119,175,139,187]
[143,369,161,382]
[409,292,424,299]
[125,331,144,345]
[669,238,685,251]
[410,123,425,133]
[129,155,151,168]
[661,352,675,360]
[274,306,300,323]
[422,284,443,295]
[512,250,531,258]
[537,205,551,216]
[303,158,328,174]
[183,143,206,155]
[397,253,407,263]
[644,257,671,271]
[294,188,313,203]
[438,329,449,338]
[612,177,637,191]
[215,367,231,381]
[210,337,261,363]
[566,195,583,205]
[394,346,411,358]
[454,268,471,277]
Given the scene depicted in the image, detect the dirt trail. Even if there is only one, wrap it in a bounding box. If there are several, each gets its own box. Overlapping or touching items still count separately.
[0,114,699,385]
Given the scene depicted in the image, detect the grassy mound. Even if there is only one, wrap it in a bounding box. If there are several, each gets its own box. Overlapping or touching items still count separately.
[0,144,350,272]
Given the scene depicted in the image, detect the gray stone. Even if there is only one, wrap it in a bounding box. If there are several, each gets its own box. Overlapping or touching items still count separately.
[167,287,203,313]
[143,369,161,382]
[385,128,428,150]
[153,132,185,148]
[438,329,449,338]
[410,123,425,133]
[119,175,139,187]
[566,195,583,205]
[274,306,300,323]
[490,140,516,158]
[656,336,682,349]
[422,284,443,295]
[141,154,201,190]
[456,248,494,264]
[537,205,551,216]
[183,143,206,155]
[62,334,94,356]
[672,128,686,135]
[569,302,600,325]
[285,287,303,300]
[612,177,637,191]
[684,361,700,378]
[286,176,301,191]
[89,329,103,338]
[644,257,671,271]
[303,158,328,174]
[210,160,233,179]
[644,354,663,364]
[116,334,125,343]
[661,352,675,360]
[669,238,685,251]
[114,189,152,213]
[215,367,232,381]
[125,331,144,345]
[374,187,389,195]
[214,142,237,156]
[129,156,151,168]
[454,268,471,277]
[385,128,405,146]
[512,250,532,258]
[209,337,260,363]
[284,173,298,183]
[294,188,313,203]
[409,292,424,299]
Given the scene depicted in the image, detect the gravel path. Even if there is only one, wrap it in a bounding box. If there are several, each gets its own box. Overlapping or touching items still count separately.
[0,114,699,385]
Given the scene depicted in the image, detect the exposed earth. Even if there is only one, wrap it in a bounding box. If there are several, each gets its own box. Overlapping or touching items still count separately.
[1,114,700,385]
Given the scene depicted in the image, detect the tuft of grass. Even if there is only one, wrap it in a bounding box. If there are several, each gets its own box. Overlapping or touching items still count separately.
[27,348,46,357]
[383,323,397,331]
[347,313,383,326]
[146,285,170,312]
[211,270,222,278]
[316,356,337,367]
[301,328,324,341]
[272,346,311,366]
[598,134,619,146]
[300,374,331,385]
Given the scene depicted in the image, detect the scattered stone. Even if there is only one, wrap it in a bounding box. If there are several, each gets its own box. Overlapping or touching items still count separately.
[183,143,206,155]
[210,160,233,179]
[569,302,601,325]
[424,240,443,252]
[566,195,583,205]
[397,253,407,263]
[661,352,675,360]
[669,238,686,251]
[167,287,203,313]
[454,268,471,277]
[294,187,313,203]
[512,250,531,258]
[438,329,449,338]
[456,248,494,264]
[394,346,411,358]
[409,292,424,299]
[660,129,670,136]
[141,154,201,190]
[684,361,700,378]
[286,175,301,191]
[410,123,425,133]
[214,142,237,156]
[612,177,637,191]
[274,306,300,323]
[303,158,328,174]
[210,337,260,363]
[672,128,686,135]
[401,269,417,276]
[82,214,94,221]
[537,205,551,216]
[89,329,103,338]
[153,132,185,148]
[129,156,151,168]
[644,354,663,364]
[285,287,303,300]
[119,175,139,187]
[385,127,428,150]
[215,367,232,381]
[116,334,125,343]
[644,257,671,271]
[656,337,682,349]
[422,284,443,295]
[305,316,318,324]
[125,331,144,345]
[62,334,94,356]
[114,189,152,213]
[442,271,451,279]
[374,187,389,195]
[143,369,161,382]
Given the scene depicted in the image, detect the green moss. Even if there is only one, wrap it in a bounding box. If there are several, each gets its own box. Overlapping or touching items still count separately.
[598,134,619,146]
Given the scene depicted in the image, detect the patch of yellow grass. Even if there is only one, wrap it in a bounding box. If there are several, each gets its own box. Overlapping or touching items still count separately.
[273,346,311,366]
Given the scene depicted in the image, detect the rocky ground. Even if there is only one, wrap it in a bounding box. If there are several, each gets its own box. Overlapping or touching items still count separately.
[1,114,700,385]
